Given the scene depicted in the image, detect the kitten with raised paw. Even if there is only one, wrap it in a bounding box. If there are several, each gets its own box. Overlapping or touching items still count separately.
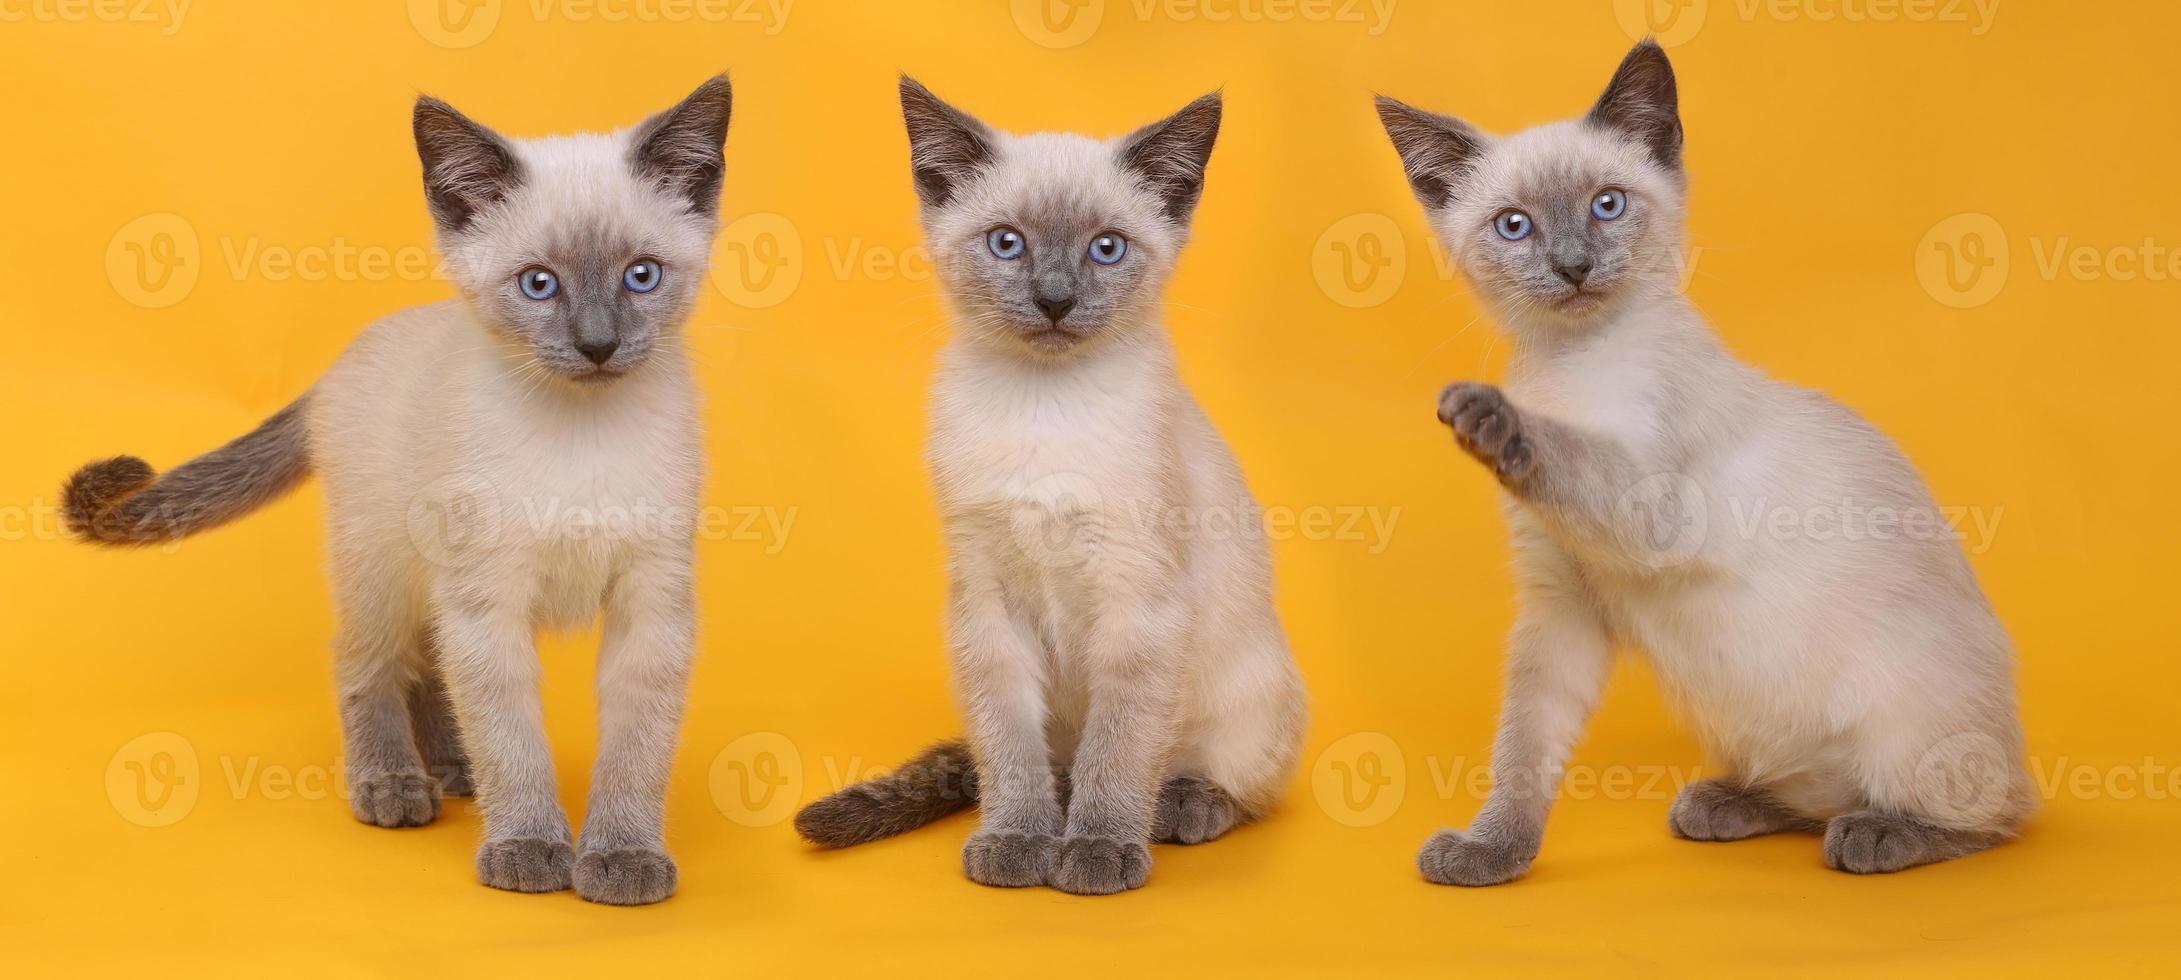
[1379,41,2033,882]
[792,78,1309,896]
[61,77,734,905]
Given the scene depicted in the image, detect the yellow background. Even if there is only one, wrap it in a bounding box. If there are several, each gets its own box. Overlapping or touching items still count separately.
[5,1,2178,975]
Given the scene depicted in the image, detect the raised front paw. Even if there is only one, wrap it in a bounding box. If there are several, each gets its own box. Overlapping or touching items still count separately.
[574,847,678,905]
[476,836,575,893]
[1418,828,1537,887]
[348,770,442,828]
[1436,382,1534,482]
[962,829,1056,888]
[1051,835,1151,895]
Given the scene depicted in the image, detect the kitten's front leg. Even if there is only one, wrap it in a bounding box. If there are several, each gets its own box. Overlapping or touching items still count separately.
[1051,593,1187,896]
[1421,586,1611,886]
[1437,382,1671,563]
[433,579,575,894]
[573,550,697,905]
[950,569,1064,888]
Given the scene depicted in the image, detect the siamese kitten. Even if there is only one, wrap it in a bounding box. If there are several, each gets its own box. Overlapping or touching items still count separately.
[1378,42,2032,883]
[793,79,1307,895]
[61,77,732,905]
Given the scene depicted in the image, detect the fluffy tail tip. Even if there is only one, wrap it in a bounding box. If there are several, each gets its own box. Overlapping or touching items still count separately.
[63,455,156,542]
[794,790,886,849]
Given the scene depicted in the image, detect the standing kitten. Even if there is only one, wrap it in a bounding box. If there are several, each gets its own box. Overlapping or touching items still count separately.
[61,77,733,905]
[793,78,1308,895]
[1377,42,2032,882]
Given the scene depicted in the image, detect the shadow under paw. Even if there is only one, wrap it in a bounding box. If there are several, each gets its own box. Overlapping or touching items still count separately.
[1418,828,1535,887]
[1051,835,1151,895]
[349,771,442,828]
[477,836,575,893]
[962,830,1056,888]
[574,847,678,905]
[1154,776,1241,845]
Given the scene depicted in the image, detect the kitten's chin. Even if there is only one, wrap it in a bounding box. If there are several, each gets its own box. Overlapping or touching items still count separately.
[1006,325,1095,356]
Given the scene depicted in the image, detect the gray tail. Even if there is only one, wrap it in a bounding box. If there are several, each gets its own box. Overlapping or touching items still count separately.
[64,396,314,547]
[794,739,978,848]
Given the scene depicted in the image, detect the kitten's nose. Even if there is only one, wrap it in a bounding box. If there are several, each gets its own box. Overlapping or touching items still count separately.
[577,337,619,365]
[1553,258,1594,287]
[1034,295,1077,325]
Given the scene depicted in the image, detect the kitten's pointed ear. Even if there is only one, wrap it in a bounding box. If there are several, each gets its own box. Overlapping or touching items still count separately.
[1589,40,1683,170]
[414,96,524,235]
[631,74,734,219]
[900,76,996,209]
[1375,96,1486,211]
[1118,91,1222,225]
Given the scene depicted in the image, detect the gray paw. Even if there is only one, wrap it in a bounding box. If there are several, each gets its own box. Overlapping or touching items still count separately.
[1051,835,1151,895]
[574,847,677,906]
[1669,779,1811,842]
[1418,828,1536,886]
[1154,776,1241,845]
[1823,811,1934,874]
[349,771,442,828]
[476,836,575,893]
[1437,381,1534,483]
[962,830,1056,888]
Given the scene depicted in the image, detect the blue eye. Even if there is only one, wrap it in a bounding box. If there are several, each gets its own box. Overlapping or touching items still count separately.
[987,227,1026,260]
[1591,188,1627,221]
[1493,210,1533,242]
[518,267,559,300]
[1088,233,1127,265]
[623,259,662,293]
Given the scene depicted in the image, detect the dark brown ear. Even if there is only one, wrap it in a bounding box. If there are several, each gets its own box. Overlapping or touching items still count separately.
[1589,40,1682,170]
[1375,95,1485,211]
[631,74,733,218]
[1118,91,1222,225]
[414,96,524,234]
[899,76,996,209]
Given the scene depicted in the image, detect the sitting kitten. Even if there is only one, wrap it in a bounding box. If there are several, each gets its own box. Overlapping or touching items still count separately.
[793,78,1308,895]
[61,77,733,905]
[1377,42,2032,882]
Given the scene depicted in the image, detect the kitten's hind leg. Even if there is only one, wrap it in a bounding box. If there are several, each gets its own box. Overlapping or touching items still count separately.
[1669,778,1822,842]
[1153,776,1242,845]
[1823,811,2004,874]
[409,653,473,797]
[333,571,439,828]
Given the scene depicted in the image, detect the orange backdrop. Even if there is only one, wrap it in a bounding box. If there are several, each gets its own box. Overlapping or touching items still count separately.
[4,1,2177,975]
